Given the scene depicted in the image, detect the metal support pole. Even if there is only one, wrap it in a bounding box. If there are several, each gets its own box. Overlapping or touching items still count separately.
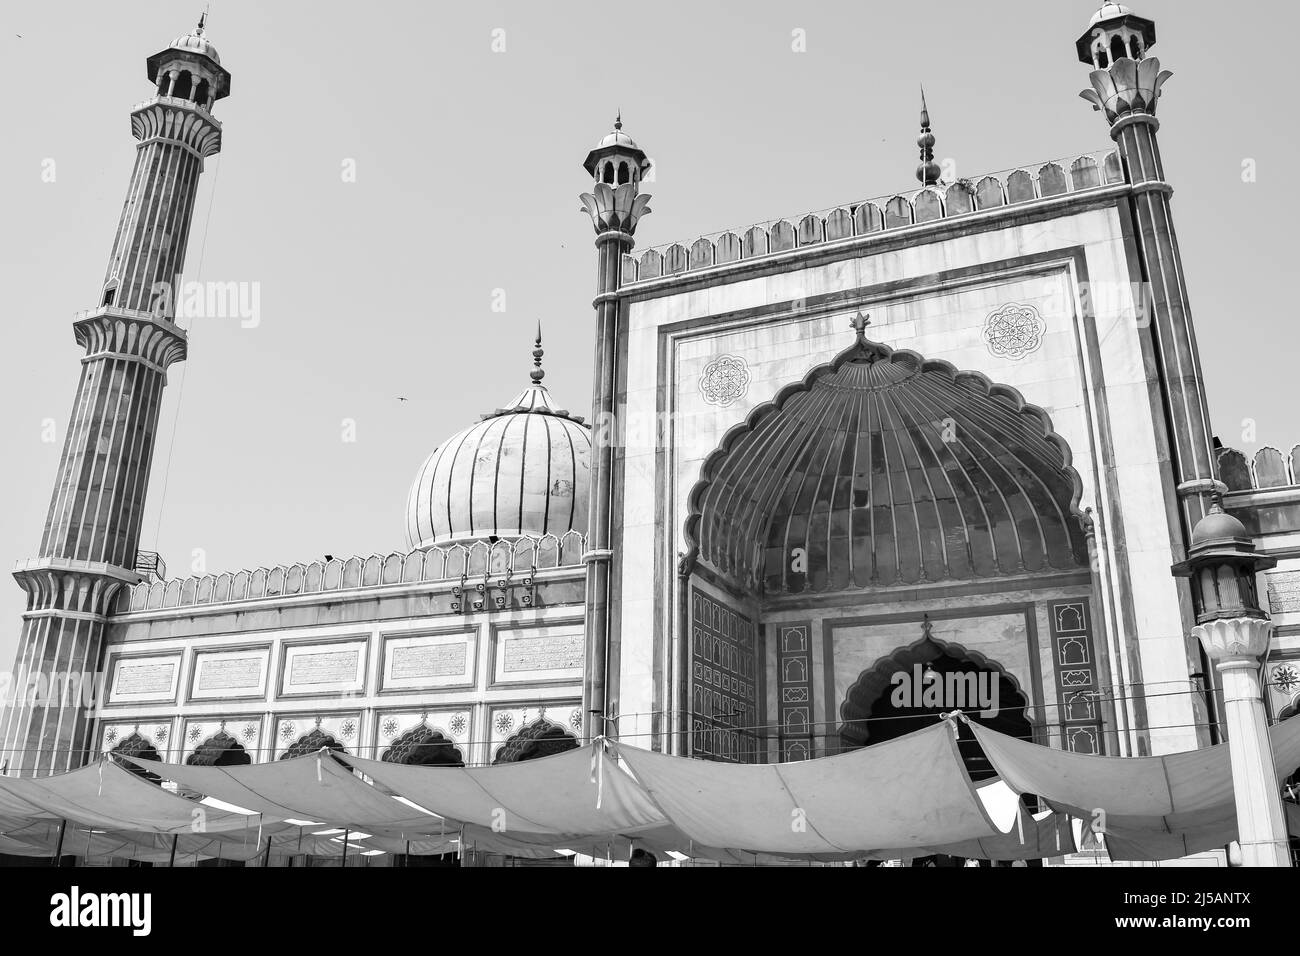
[51,819,67,867]
[168,833,178,868]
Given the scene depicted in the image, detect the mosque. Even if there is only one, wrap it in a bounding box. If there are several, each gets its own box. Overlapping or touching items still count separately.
[2,4,1299,864]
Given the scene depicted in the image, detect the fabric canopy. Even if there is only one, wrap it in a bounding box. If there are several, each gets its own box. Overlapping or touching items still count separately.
[613,722,1006,855]
[970,717,1300,861]
[0,760,266,834]
[119,750,443,834]
[4,716,1295,864]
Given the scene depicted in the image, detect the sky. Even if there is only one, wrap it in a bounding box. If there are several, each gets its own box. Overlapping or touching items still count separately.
[0,0,1296,671]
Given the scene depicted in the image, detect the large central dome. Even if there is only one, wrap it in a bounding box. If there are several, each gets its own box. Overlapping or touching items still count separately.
[405,335,591,548]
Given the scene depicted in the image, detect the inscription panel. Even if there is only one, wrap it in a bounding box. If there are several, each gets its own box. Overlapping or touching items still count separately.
[493,626,584,684]
[280,641,367,697]
[393,644,466,679]
[116,662,174,696]
[109,655,181,704]
[503,634,583,672]
[292,649,359,685]
[382,631,475,691]
[190,648,270,701]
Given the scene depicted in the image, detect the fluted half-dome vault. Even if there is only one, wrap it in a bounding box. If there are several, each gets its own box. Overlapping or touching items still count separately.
[685,329,1089,595]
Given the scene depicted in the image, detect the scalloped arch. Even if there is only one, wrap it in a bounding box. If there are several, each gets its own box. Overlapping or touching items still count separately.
[684,334,1089,594]
[839,630,1037,748]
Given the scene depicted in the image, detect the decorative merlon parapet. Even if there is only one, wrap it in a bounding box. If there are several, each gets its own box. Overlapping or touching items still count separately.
[1217,444,1300,494]
[622,148,1123,285]
[116,531,589,615]
[1193,617,1273,664]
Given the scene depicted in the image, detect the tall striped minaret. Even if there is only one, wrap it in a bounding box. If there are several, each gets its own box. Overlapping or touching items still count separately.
[1077,3,1217,543]
[0,19,231,776]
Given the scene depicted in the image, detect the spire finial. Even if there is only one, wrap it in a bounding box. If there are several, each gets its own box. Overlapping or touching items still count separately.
[915,86,940,186]
[614,109,622,131]
[530,323,545,383]
[849,312,871,345]
[197,5,208,34]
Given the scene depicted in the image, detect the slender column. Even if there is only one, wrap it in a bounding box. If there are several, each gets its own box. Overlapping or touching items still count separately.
[577,173,651,740]
[1194,618,1292,867]
[0,35,227,776]
[581,233,629,738]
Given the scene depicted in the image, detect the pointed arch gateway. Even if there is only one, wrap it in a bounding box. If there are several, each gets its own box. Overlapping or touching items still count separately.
[678,324,1096,765]
[840,626,1034,780]
[684,330,1090,594]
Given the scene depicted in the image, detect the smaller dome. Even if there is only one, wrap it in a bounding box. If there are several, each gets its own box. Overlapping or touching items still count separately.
[1090,2,1133,26]
[596,128,639,151]
[1189,505,1248,548]
[170,30,220,64]
[405,330,591,549]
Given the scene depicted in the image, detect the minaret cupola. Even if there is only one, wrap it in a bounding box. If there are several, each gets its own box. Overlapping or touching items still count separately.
[582,112,651,186]
[146,13,232,112]
[1076,2,1156,68]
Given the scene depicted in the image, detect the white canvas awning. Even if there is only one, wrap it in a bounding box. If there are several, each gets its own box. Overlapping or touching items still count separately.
[612,722,1007,856]
[970,717,1300,860]
[0,760,268,834]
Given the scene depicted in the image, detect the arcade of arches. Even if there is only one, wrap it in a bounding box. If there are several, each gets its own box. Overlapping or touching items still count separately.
[681,332,1109,765]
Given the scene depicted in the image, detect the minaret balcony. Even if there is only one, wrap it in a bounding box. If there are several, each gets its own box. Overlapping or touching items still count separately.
[72,305,188,371]
[130,94,223,123]
[129,98,223,157]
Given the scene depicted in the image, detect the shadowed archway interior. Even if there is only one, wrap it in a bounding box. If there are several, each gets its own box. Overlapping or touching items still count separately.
[685,330,1089,595]
[186,729,251,767]
[841,627,1032,781]
[381,724,464,767]
[493,720,579,765]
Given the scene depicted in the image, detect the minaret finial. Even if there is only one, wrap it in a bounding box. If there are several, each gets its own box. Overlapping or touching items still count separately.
[614,109,622,131]
[530,323,545,384]
[916,86,940,186]
[197,5,208,34]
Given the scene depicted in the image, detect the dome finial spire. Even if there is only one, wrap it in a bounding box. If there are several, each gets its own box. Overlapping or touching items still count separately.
[916,85,940,186]
[614,108,622,131]
[197,4,208,34]
[530,322,545,383]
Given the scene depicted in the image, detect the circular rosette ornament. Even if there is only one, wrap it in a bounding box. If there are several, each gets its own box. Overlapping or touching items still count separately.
[699,354,751,407]
[1272,663,1300,695]
[983,303,1046,360]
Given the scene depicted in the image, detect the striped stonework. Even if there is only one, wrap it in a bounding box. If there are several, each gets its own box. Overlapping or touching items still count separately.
[0,35,227,776]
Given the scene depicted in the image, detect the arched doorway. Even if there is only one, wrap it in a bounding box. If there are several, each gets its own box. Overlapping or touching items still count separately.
[493,719,579,764]
[109,731,162,783]
[281,728,347,760]
[382,723,464,767]
[840,623,1033,781]
[187,730,251,767]
[679,317,1096,764]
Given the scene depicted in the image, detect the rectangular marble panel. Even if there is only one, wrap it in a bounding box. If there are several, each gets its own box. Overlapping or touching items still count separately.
[382,631,475,691]
[190,648,270,700]
[493,625,584,684]
[280,641,367,697]
[109,655,180,703]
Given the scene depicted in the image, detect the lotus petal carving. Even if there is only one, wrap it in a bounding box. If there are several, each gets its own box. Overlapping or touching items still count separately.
[1079,56,1172,124]
[579,181,652,235]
